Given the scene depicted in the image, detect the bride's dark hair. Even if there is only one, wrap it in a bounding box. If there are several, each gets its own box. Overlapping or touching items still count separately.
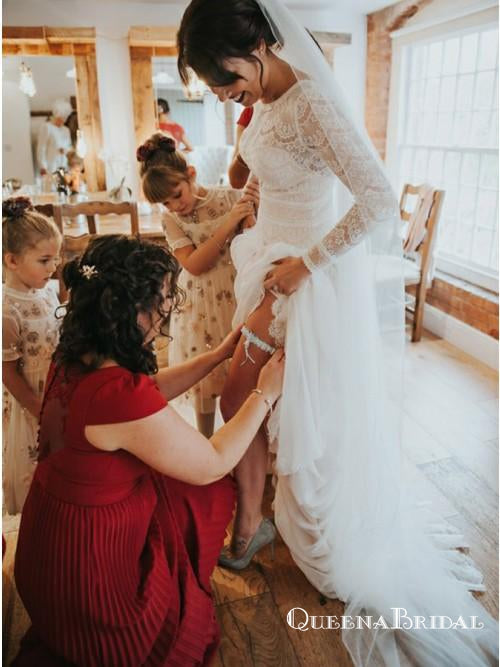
[177,0,282,88]
[55,235,184,375]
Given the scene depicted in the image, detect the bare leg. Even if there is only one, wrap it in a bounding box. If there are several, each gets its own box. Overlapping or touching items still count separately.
[196,410,215,439]
[220,292,280,555]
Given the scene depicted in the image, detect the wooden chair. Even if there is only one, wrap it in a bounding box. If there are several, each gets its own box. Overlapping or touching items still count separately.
[52,200,139,235]
[33,203,55,218]
[58,233,93,301]
[400,184,445,342]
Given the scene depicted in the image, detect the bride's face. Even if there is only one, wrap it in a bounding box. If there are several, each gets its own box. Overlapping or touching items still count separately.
[208,53,266,107]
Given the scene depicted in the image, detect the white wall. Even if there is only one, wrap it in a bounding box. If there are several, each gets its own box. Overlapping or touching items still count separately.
[3,0,368,194]
[2,80,35,184]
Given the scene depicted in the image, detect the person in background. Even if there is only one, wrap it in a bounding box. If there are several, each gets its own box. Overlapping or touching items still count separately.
[64,150,85,195]
[64,95,79,148]
[228,106,253,189]
[157,98,194,152]
[36,99,72,176]
[2,197,61,515]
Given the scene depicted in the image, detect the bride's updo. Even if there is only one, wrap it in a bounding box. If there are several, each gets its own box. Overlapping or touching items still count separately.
[177,0,282,89]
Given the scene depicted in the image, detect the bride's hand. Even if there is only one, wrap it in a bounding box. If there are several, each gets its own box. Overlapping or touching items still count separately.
[263,256,311,295]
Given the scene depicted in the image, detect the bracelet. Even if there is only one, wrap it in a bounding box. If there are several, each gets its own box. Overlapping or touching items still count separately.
[250,388,273,415]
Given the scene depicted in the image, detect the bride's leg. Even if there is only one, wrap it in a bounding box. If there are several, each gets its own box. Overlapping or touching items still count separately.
[220,291,281,553]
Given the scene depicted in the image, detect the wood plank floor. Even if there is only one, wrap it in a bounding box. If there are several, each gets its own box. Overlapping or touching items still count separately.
[2,330,498,665]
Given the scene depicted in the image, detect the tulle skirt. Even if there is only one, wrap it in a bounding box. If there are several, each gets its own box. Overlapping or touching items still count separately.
[230,225,498,667]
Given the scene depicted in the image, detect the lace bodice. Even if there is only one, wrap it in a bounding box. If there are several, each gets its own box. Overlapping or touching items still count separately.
[239,79,397,270]
[2,283,60,376]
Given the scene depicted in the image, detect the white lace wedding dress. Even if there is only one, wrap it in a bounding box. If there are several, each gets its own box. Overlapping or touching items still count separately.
[230,79,497,666]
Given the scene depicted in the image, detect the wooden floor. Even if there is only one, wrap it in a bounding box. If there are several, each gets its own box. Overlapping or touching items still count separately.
[3,330,498,665]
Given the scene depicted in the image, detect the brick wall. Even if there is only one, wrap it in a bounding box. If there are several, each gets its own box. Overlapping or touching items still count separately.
[407,279,499,339]
[365,1,433,160]
[366,0,499,340]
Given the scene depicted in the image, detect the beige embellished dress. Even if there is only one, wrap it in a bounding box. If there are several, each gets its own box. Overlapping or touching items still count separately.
[162,187,241,414]
[2,283,60,514]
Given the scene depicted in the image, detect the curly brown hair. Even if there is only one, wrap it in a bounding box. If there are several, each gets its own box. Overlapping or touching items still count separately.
[55,235,184,375]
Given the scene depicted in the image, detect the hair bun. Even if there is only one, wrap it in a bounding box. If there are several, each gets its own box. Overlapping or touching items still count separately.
[157,136,176,153]
[2,196,33,219]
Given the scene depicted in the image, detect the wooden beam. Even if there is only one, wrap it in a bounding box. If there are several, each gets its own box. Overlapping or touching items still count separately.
[74,53,106,191]
[129,26,177,47]
[3,26,95,45]
[130,49,156,148]
[2,42,76,56]
[311,31,351,45]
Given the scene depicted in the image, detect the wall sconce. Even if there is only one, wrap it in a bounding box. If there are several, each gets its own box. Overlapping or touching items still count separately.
[19,62,36,97]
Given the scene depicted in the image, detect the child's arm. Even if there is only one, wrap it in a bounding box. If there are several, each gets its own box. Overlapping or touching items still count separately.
[2,362,42,419]
[166,200,254,276]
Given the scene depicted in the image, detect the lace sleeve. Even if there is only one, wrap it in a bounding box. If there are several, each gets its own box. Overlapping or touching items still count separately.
[162,213,194,252]
[3,307,23,362]
[296,86,398,271]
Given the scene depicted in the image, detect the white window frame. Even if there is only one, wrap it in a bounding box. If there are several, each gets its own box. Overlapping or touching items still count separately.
[386,4,499,293]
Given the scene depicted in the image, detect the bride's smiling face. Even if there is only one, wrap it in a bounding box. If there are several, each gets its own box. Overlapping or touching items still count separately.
[208,53,266,107]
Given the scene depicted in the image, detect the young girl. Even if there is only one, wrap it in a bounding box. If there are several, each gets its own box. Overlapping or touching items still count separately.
[2,197,61,514]
[138,134,256,437]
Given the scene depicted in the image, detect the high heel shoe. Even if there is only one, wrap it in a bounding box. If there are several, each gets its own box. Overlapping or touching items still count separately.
[218,518,276,570]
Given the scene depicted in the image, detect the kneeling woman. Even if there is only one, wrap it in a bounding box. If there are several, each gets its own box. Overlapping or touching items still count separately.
[13,235,284,667]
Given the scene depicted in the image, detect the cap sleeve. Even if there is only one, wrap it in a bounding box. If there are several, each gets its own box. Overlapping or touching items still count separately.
[86,371,167,425]
[162,212,194,251]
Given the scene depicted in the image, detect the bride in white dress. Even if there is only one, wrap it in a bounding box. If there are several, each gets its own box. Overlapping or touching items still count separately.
[178,1,498,665]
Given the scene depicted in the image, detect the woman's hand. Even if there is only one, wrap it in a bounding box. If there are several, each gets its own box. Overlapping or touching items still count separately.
[214,326,242,362]
[228,200,255,228]
[240,180,259,211]
[263,257,311,295]
[257,349,285,404]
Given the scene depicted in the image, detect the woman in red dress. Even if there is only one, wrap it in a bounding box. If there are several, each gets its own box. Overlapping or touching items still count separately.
[13,235,284,666]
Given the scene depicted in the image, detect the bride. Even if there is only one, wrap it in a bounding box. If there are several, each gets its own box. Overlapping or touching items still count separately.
[177,1,498,664]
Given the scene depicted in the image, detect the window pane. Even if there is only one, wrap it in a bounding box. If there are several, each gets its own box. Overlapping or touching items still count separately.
[442,38,460,76]
[453,111,472,144]
[477,190,498,229]
[455,224,473,258]
[428,150,444,182]
[470,111,493,146]
[442,184,459,217]
[411,45,426,80]
[460,153,479,185]
[459,33,479,73]
[474,71,495,109]
[443,152,461,184]
[424,77,440,112]
[439,76,456,112]
[406,112,419,143]
[399,147,414,180]
[427,41,443,77]
[472,228,494,265]
[436,112,453,145]
[478,29,498,71]
[479,153,499,188]
[457,185,477,221]
[422,112,437,144]
[414,148,428,181]
[456,74,474,110]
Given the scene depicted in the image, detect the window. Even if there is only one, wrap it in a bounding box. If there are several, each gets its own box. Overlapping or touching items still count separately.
[392,22,498,292]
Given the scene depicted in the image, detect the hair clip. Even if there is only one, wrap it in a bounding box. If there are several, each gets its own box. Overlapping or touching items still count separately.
[80,264,98,280]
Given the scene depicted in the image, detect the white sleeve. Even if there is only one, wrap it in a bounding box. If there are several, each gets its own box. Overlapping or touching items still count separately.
[162,213,194,251]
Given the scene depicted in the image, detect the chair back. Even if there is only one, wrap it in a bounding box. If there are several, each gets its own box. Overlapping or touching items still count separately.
[58,233,94,301]
[53,200,139,235]
[400,184,445,278]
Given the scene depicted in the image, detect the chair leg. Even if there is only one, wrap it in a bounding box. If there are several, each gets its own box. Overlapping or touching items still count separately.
[412,285,427,342]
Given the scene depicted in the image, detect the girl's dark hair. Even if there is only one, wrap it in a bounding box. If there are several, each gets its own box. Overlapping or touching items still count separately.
[55,235,184,375]
[2,196,61,259]
[137,133,191,203]
[177,0,282,89]
[157,98,170,114]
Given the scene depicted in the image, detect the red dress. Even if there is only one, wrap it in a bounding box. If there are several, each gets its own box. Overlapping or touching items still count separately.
[13,365,235,666]
[158,122,185,145]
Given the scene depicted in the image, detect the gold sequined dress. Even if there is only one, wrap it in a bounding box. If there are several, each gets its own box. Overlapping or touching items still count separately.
[162,187,240,414]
